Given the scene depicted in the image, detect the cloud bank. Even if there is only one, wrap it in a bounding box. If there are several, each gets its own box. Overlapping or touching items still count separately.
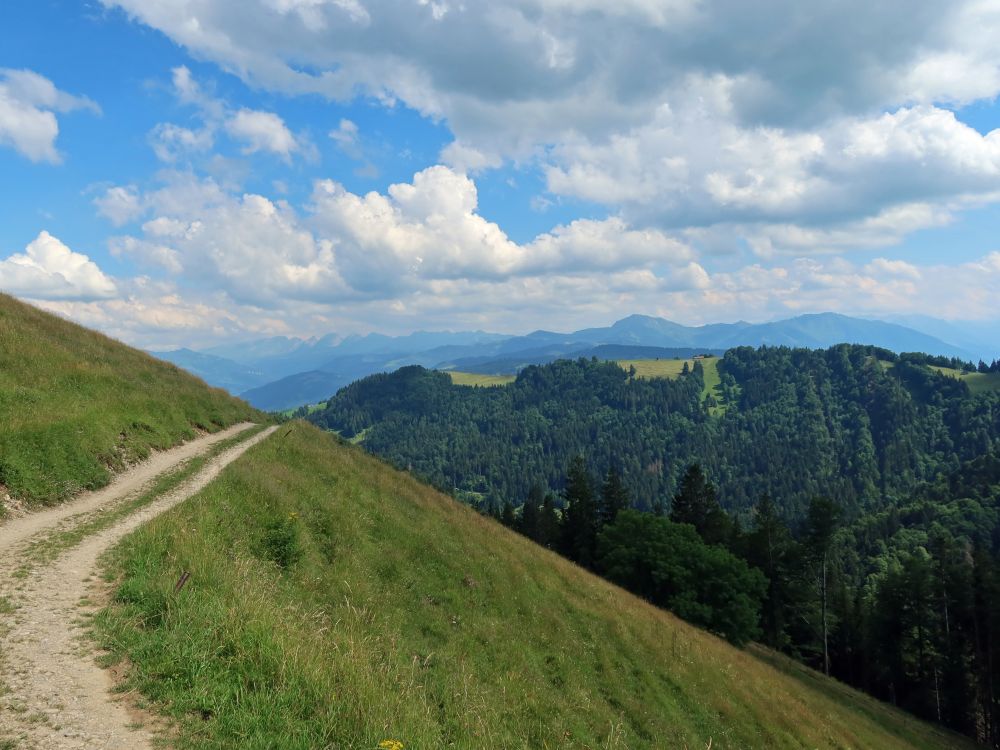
[5,1,1000,346]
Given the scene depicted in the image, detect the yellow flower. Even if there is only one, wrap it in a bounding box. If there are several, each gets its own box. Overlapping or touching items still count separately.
[378,741,404,750]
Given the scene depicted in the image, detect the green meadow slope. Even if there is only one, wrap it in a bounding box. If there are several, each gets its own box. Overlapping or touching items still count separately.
[96,422,973,750]
[929,365,1000,394]
[0,294,260,507]
[618,356,726,413]
[444,370,517,387]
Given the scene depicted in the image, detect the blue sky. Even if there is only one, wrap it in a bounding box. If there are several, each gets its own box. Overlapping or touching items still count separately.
[1,0,999,348]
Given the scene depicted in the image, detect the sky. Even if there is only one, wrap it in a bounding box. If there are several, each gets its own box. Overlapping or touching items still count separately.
[1,0,1000,349]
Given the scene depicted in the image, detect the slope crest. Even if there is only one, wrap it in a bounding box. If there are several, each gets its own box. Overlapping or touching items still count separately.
[0,293,259,508]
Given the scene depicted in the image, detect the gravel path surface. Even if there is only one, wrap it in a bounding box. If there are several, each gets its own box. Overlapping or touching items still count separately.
[0,424,276,749]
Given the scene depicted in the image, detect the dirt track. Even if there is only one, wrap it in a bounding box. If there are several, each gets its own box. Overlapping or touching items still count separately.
[0,423,276,749]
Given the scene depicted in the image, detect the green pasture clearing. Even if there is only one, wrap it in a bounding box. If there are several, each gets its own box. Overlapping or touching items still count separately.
[618,357,726,413]
[445,370,516,387]
[278,402,326,418]
[930,366,1000,394]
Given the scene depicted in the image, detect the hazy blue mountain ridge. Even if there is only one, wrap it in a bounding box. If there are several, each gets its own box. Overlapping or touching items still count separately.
[149,348,270,394]
[151,312,985,410]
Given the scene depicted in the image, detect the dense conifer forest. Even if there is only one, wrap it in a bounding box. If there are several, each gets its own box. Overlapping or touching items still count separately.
[310,345,1000,743]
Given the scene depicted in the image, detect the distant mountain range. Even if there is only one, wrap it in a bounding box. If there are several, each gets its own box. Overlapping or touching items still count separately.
[151,312,994,411]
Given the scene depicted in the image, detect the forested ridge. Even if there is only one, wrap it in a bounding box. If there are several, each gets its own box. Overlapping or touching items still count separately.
[310,345,1000,744]
[312,346,1000,520]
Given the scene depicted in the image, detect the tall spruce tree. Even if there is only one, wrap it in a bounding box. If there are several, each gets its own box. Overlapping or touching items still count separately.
[536,493,561,551]
[519,482,544,541]
[561,456,599,568]
[600,466,630,526]
[746,494,799,649]
[671,464,732,546]
[805,496,841,676]
[972,547,1000,744]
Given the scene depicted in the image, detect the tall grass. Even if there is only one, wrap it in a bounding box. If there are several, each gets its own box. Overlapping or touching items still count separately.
[95,422,974,749]
[0,294,260,506]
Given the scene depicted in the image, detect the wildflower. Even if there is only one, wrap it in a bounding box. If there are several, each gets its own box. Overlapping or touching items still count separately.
[378,741,404,750]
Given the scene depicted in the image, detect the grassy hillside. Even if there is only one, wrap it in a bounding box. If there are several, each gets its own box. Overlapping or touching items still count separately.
[95,422,973,750]
[0,294,260,507]
[619,356,725,412]
[446,360,723,391]
[444,370,516,387]
[620,354,719,383]
[930,365,1000,394]
[278,402,326,418]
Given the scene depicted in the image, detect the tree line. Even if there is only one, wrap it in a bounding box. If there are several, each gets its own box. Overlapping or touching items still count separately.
[312,346,1000,523]
[498,460,767,647]
[496,456,1000,744]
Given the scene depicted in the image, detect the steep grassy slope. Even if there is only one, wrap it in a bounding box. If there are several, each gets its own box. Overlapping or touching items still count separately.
[0,294,259,506]
[96,422,973,750]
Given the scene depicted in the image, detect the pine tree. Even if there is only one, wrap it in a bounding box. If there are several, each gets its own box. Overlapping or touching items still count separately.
[805,496,841,676]
[972,547,1000,745]
[599,466,629,526]
[928,528,977,733]
[519,483,543,541]
[670,464,732,546]
[670,464,713,527]
[746,494,798,649]
[500,500,516,528]
[536,493,561,550]
[561,456,599,568]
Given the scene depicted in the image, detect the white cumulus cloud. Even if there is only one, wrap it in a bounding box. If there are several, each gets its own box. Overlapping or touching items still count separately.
[148,67,307,164]
[100,1,1000,146]
[150,122,215,163]
[225,108,300,158]
[103,168,694,307]
[99,1,1000,258]
[0,232,117,301]
[93,185,145,226]
[0,69,99,163]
